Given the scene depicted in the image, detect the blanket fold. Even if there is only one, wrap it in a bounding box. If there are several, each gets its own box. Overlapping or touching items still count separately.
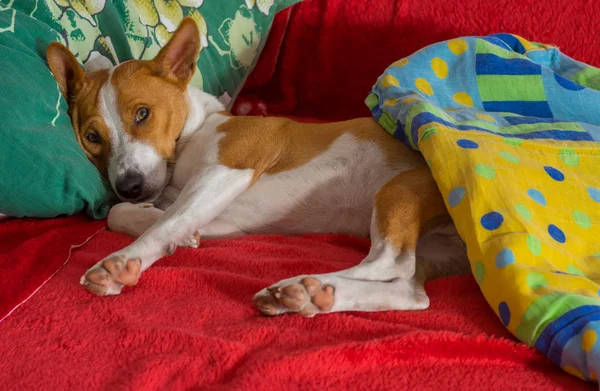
[368,33,600,383]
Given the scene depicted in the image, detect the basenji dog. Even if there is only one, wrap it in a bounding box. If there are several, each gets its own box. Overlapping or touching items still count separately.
[47,18,468,317]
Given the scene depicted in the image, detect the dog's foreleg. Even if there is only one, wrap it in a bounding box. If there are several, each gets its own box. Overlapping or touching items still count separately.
[107,202,245,247]
[81,165,253,296]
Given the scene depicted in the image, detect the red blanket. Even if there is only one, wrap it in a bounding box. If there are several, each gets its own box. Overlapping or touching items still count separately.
[0,217,590,389]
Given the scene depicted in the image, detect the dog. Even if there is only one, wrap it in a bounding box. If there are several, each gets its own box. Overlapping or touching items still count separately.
[46,18,469,317]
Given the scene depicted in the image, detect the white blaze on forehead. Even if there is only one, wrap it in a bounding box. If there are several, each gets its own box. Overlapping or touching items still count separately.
[99,68,125,150]
[99,67,166,198]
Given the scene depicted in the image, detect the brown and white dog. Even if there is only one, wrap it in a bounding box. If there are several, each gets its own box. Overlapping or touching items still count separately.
[47,19,469,317]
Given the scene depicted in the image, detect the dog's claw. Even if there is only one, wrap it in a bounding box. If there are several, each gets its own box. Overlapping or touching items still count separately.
[180,231,201,248]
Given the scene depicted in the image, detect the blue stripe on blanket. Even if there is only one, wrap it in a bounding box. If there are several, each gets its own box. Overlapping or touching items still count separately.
[476,54,542,75]
[491,33,527,54]
[503,116,577,125]
[535,305,600,365]
[410,112,594,143]
[480,36,512,51]
[371,105,382,121]
[482,101,554,117]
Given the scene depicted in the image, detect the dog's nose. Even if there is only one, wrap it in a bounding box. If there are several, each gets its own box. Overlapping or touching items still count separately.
[115,172,144,200]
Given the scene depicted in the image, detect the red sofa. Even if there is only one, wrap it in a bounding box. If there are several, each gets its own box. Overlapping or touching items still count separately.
[2,0,599,389]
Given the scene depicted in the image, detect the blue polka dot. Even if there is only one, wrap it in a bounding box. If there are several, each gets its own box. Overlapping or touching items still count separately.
[554,73,585,91]
[548,224,566,243]
[543,166,564,181]
[457,139,479,149]
[499,302,511,326]
[597,288,600,297]
[448,187,466,208]
[528,189,546,206]
[496,248,515,268]
[589,187,600,203]
[481,211,504,230]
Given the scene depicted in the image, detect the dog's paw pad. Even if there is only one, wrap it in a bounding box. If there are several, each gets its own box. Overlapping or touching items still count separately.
[81,255,141,296]
[254,277,335,317]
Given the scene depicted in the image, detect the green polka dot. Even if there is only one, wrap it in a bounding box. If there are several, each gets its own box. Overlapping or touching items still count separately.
[560,148,579,167]
[514,204,532,221]
[421,128,437,142]
[594,252,600,257]
[573,210,592,229]
[504,138,523,146]
[474,164,496,179]
[526,234,542,256]
[526,272,548,289]
[473,261,485,285]
[567,265,585,276]
[499,151,520,163]
[426,160,433,168]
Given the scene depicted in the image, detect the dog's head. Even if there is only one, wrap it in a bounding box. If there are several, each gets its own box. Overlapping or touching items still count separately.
[47,18,202,203]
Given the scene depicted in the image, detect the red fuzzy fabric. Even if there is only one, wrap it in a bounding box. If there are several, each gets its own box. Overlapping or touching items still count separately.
[239,0,600,120]
[0,216,104,321]
[0,226,590,389]
[2,0,599,388]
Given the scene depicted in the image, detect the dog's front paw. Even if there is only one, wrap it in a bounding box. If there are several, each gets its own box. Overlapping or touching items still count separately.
[80,255,141,296]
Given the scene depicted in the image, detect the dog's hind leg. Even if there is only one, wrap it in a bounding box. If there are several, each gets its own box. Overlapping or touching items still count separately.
[107,202,164,238]
[254,166,466,317]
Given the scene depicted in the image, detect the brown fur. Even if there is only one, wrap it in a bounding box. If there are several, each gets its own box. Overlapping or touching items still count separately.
[217,115,448,252]
[66,69,111,175]
[47,59,190,175]
[374,166,450,251]
[110,61,189,160]
[216,116,423,183]
[46,18,201,178]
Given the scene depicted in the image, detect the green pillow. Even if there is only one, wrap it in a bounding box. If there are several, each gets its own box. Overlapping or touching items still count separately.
[0,0,299,218]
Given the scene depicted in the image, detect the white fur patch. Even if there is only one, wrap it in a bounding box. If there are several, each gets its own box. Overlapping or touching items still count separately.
[219,133,414,237]
[178,88,225,144]
[99,68,166,200]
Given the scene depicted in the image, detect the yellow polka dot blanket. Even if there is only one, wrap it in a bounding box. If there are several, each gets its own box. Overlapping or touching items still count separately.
[367,34,600,382]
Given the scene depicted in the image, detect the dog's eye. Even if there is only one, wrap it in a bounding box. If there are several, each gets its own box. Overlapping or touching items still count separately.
[135,107,150,124]
[85,132,101,144]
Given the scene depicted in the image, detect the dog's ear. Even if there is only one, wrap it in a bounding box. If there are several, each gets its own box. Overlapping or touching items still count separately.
[47,42,85,100]
[152,18,201,87]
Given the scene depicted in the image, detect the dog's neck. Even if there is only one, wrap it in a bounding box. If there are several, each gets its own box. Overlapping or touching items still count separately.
[176,86,226,155]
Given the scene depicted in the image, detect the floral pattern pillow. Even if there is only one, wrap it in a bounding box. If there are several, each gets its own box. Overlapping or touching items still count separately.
[6,0,299,106]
